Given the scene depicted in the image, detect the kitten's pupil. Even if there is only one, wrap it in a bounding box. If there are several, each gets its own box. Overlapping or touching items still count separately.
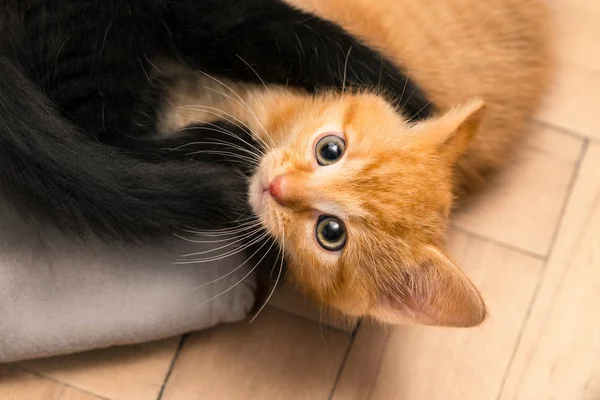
[316,135,345,166]
[321,142,341,160]
[316,215,347,251]
[322,220,342,240]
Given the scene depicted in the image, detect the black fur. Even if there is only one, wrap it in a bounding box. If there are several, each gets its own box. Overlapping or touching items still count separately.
[0,56,249,238]
[0,0,433,241]
[119,121,258,176]
[166,0,433,119]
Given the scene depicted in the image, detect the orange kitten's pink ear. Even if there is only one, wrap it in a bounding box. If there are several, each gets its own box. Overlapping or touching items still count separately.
[369,246,487,327]
[412,98,486,163]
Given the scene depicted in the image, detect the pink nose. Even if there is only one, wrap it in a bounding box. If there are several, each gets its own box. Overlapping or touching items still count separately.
[268,175,286,204]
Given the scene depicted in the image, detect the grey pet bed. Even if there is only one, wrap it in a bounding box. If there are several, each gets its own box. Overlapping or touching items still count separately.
[0,205,256,363]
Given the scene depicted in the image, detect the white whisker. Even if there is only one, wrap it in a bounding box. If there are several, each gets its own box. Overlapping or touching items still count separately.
[206,138,263,162]
[174,226,261,245]
[178,222,261,238]
[193,70,274,151]
[174,107,266,157]
[398,70,410,109]
[234,54,278,150]
[176,105,252,133]
[185,150,259,165]
[195,89,275,152]
[175,231,269,264]
[406,101,433,124]
[179,228,263,257]
[249,223,284,323]
[180,221,256,234]
[233,208,252,224]
[167,138,262,163]
[188,235,275,292]
[192,236,277,308]
[342,46,353,93]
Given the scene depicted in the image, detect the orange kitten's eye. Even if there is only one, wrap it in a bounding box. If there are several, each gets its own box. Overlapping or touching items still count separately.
[315,134,345,166]
[316,215,347,251]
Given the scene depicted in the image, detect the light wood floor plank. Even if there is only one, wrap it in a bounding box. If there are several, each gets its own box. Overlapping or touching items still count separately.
[0,366,103,400]
[331,323,391,400]
[18,338,180,400]
[161,307,350,400]
[453,124,582,256]
[536,1,600,138]
[499,142,600,400]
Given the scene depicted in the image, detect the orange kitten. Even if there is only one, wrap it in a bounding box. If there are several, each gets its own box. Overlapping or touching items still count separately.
[160,0,553,327]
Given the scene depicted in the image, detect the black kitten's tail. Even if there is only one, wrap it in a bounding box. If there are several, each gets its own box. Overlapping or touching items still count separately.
[0,56,248,241]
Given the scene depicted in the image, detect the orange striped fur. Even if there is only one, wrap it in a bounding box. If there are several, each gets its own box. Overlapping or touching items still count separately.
[160,0,554,327]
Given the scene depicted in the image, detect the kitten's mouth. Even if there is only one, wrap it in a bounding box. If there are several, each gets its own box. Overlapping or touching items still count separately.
[248,172,271,215]
[260,185,271,200]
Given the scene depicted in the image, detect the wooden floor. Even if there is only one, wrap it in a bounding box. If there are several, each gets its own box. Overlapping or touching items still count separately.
[2,1,599,399]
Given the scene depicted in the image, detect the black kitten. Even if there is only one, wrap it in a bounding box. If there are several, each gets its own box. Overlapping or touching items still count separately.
[0,0,433,241]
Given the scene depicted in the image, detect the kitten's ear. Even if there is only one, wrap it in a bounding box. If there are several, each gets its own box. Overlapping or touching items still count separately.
[412,98,486,163]
[369,246,487,327]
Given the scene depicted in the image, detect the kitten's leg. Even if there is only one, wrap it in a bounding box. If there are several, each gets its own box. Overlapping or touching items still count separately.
[168,0,434,121]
